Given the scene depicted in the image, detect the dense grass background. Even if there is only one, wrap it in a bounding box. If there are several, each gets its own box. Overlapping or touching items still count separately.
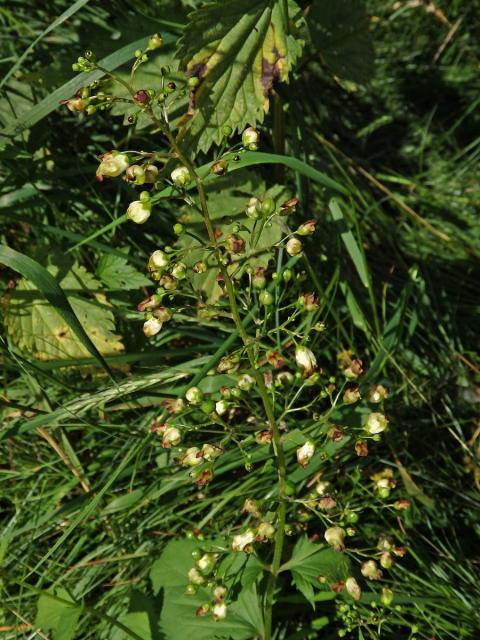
[1,1,479,638]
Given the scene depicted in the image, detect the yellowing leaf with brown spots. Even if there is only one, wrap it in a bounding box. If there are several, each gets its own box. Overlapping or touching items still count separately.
[5,263,124,361]
[177,0,305,153]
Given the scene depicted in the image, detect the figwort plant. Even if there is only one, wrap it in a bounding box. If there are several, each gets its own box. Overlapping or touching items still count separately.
[62,32,406,639]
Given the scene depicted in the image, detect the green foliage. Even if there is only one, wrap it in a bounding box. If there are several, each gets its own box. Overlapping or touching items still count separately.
[177,0,305,152]
[5,259,124,360]
[35,588,81,640]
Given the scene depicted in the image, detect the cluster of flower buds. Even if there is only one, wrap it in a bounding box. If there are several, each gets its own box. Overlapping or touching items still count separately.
[370,468,396,498]
[138,293,172,337]
[186,549,229,622]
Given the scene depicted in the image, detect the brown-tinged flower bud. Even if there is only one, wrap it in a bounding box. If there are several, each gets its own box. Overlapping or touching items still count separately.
[298,292,319,311]
[256,522,275,542]
[137,294,162,312]
[394,499,411,510]
[355,439,368,456]
[147,33,163,50]
[343,358,364,379]
[252,266,267,289]
[211,159,228,176]
[345,577,362,601]
[231,529,256,552]
[280,197,298,216]
[196,468,214,485]
[296,219,317,236]
[237,373,255,391]
[61,96,87,112]
[364,412,388,435]
[225,234,245,254]
[328,426,344,443]
[126,164,146,185]
[296,440,315,467]
[241,498,261,518]
[324,526,346,551]
[213,585,228,601]
[286,237,303,256]
[193,260,207,273]
[318,496,337,510]
[159,274,177,290]
[256,430,272,445]
[201,443,223,461]
[275,371,294,387]
[266,350,285,369]
[361,560,382,580]
[152,306,172,322]
[196,604,210,617]
[171,262,187,279]
[134,90,149,104]
[162,398,185,414]
[343,386,361,404]
[144,164,159,183]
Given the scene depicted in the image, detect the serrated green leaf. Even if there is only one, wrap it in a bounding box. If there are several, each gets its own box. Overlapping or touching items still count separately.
[307,0,374,84]
[35,588,81,640]
[96,253,151,290]
[281,536,350,608]
[150,539,263,640]
[0,246,114,372]
[4,257,124,361]
[177,0,305,152]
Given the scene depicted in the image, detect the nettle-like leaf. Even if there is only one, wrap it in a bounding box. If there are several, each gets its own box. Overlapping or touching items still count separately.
[151,538,264,640]
[177,170,288,304]
[5,261,124,360]
[280,536,350,607]
[307,0,374,84]
[35,588,80,640]
[96,253,151,290]
[177,0,305,153]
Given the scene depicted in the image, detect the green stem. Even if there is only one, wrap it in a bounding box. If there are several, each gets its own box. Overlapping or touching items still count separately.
[159,124,287,640]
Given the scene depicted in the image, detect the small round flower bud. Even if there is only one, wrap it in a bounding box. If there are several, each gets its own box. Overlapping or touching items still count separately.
[201,443,223,461]
[213,585,228,601]
[162,426,182,448]
[222,125,233,137]
[211,159,228,176]
[298,292,318,311]
[149,250,169,270]
[296,219,317,236]
[237,373,255,391]
[193,261,207,273]
[241,498,261,517]
[296,440,315,467]
[261,198,275,216]
[134,90,149,105]
[127,200,151,224]
[184,583,197,595]
[256,522,275,542]
[225,234,245,254]
[173,223,184,235]
[286,237,303,256]
[179,446,203,467]
[380,551,393,569]
[200,399,215,415]
[259,290,274,306]
[315,480,331,496]
[188,76,200,88]
[381,587,394,606]
[159,274,177,290]
[188,567,205,585]
[185,386,203,405]
[215,399,229,416]
[162,398,185,414]
[369,384,389,403]
[343,387,361,404]
[231,529,256,552]
[324,526,346,551]
[242,127,259,151]
[252,266,267,289]
[96,151,129,179]
[245,197,262,220]
[345,577,362,601]
[171,165,191,188]
[196,553,215,574]
[171,262,187,279]
[295,345,317,376]
[125,164,146,185]
[144,164,158,183]
[364,412,389,435]
[255,430,272,445]
[147,33,163,50]
[143,317,162,337]
[361,560,382,580]
[355,439,368,456]
[212,602,227,621]
[282,268,293,282]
